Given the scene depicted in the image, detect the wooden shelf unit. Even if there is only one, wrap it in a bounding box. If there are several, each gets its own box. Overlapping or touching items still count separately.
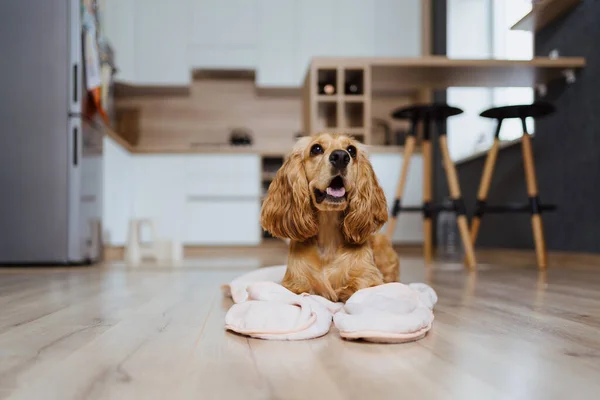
[304,63,373,144]
[303,56,586,146]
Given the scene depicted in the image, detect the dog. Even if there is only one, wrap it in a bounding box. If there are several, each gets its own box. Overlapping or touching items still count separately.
[261,133,399,302]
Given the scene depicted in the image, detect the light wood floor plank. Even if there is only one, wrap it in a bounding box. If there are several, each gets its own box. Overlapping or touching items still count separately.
[1,249,599,399]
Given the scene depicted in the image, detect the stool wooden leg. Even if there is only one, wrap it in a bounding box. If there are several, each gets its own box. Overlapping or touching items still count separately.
[386,135,416,239]
[422,138,433,264]
[521,133,547,269]
[470,138,500,244]
[439,135,476,269]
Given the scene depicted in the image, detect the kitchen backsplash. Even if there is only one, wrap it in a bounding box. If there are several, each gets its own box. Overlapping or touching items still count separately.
[115,74,302,151]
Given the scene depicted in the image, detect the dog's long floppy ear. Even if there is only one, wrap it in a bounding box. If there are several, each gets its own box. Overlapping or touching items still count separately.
[260,139,318,241]
[343,149,388,244]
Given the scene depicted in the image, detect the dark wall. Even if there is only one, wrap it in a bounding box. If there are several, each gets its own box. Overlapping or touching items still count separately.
[455,0,600,253]
[432,0,447,245]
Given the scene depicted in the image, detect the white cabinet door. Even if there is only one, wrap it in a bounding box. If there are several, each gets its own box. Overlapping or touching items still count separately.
[183,154,261,245]
[370,153,424,244]
[183,200,261,245]
[184,155,260,198]
[188,0,258,69]
[135,0,189,84]
[256,0,297,87]
[334,0,375,57]
[373,0,422,57]
[102,0,137,82]
[102,136,133,246]
[296,0,336,84]
[132,155,186,242]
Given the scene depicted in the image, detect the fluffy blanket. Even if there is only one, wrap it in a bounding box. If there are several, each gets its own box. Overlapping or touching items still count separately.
[222,265,437,343]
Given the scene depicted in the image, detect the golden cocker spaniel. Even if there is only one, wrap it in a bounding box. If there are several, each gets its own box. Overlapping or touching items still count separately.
[261,133,399,302]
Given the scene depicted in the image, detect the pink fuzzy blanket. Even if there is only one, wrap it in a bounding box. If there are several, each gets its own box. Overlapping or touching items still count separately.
[222,265,437,344]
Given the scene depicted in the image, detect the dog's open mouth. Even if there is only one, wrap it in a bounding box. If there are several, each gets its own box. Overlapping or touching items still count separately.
[315,176,346,204]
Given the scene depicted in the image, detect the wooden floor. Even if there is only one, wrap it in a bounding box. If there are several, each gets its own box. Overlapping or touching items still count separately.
[1,247,600,399]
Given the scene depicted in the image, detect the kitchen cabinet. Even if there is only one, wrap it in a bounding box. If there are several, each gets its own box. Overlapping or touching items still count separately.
[103,0,421,86]
[258,0,423,87]
[296,0,337,83]
[256,0,297,87]
[103,144,262,246]
[334,0,375,57]
[132,155,186,242]
[370,153,424,244]
[103,0,189,85]
[182,154,261,245]
[135,0,189,85]
[103,136,134,245]
[185,155,261,197]
[188,0,258,69]
[103,141,421,247]
[131,154,261,245]
[373,0,422,57]
[184,200,261,245]
[102,0,136,82]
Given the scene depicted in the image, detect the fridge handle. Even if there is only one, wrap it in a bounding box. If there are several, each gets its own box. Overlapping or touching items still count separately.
[72,64,78,103]
[73,125,78,166]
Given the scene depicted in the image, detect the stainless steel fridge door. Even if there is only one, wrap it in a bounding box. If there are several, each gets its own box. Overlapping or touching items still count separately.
[0,0,71,263]
[80,118,105,262]
[68,116,84,262]
[68,0,82,115]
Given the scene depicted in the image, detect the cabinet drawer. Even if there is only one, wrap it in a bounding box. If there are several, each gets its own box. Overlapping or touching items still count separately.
[183,199,261,245]
[185,154,261,197]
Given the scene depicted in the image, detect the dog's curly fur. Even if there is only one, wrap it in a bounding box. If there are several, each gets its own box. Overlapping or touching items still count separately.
[261,133,399,302]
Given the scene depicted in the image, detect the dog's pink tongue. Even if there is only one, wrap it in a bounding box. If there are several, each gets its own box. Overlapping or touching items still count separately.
[326,187,346,198]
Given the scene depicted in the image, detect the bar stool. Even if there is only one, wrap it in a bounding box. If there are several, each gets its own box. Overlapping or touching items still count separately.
[470,102,557,269]
[386,104,476,269]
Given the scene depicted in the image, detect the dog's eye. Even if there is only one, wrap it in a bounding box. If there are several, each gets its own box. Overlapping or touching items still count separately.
[347,145,357,158]
[310,144,324,156]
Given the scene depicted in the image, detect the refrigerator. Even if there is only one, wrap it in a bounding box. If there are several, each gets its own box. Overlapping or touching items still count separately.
[0,0,104,264]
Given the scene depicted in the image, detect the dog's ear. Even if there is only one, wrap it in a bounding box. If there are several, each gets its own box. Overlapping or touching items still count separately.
[343,150,388,244]
[261,140,318,241]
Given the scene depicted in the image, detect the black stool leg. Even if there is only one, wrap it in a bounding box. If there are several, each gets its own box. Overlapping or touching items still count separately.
[386,118,418,239]
[422,118,433,264]
[438,132,477,269]
[520,118,547,269]
[470,119,503,244]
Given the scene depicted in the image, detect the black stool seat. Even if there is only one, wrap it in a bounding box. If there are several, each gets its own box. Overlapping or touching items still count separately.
[480,102,555,120]
[391,103,463,121]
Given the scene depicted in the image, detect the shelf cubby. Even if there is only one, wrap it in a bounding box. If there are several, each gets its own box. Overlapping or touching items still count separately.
[305,63,372,143]
[344,69,364,96]
[343,102,365,129]
[316,101,338,131]
[317,69,338,96]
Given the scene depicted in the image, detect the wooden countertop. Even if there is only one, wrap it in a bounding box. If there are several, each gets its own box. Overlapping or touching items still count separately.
[511,0,581,32]
[105,133,407,157]
[310,56,586,89]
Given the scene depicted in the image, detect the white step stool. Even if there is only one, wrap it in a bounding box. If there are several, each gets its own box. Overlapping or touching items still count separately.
[124,219,183,265]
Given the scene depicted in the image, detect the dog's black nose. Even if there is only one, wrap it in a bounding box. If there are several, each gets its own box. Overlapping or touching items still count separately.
[329,150,350,170]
